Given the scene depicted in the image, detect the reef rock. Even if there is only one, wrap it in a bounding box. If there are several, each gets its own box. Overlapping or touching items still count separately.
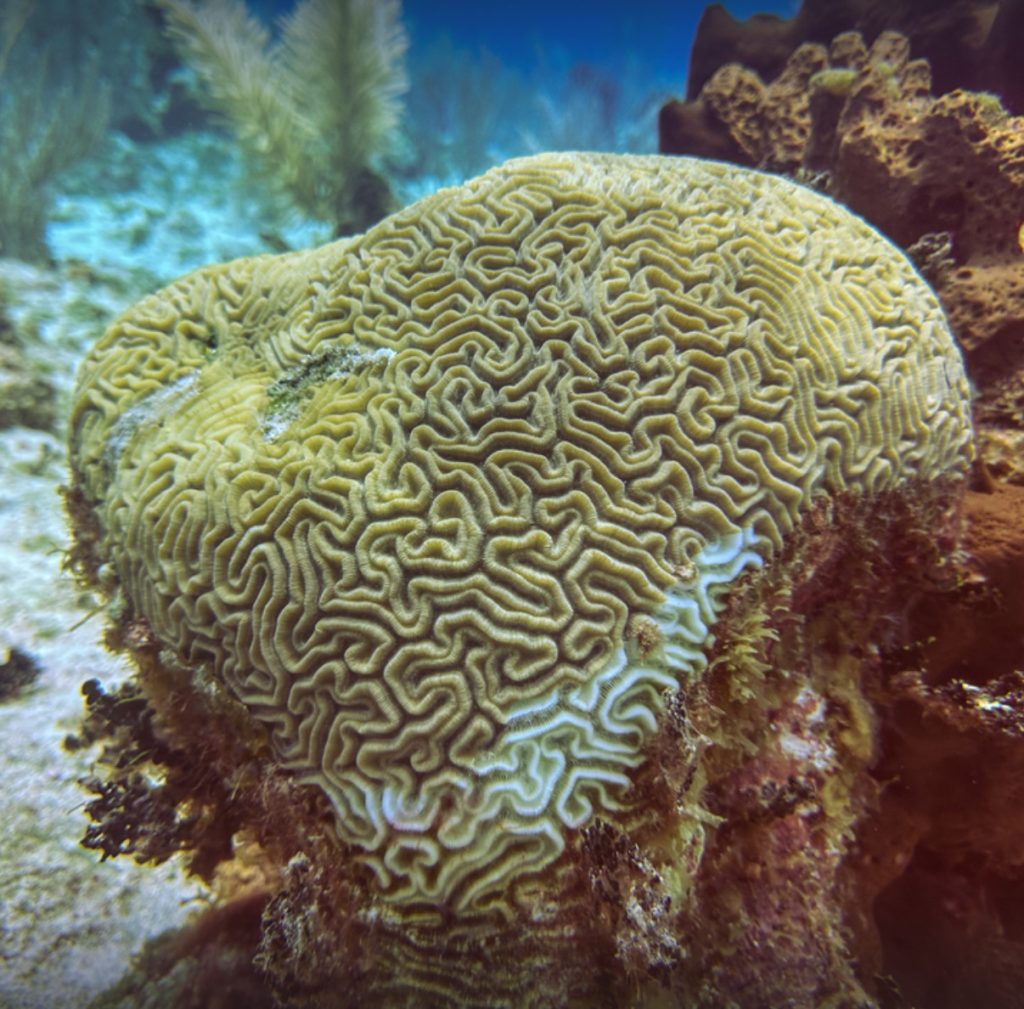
[0,302,57,433]
[66,152,975,1008]
[685,0,1024,113]
[859,481,1024,1006]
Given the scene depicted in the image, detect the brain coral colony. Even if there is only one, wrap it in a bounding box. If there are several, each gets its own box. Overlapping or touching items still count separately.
[66,152,974,1008]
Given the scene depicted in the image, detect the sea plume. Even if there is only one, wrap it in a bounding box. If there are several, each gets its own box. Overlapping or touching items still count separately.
[160,0,407,235]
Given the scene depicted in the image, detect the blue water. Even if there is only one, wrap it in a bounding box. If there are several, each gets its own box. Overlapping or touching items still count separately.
[255,0,799,88]
[403,0,798,85]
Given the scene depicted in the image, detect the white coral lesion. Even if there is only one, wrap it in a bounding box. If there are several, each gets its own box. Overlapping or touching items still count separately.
[102,373,201,472]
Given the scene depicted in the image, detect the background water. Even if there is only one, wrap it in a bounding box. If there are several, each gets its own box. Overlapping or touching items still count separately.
[257,0,799,84]
[399,0,798,86]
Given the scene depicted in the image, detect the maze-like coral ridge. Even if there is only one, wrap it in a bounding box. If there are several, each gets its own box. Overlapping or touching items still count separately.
[69,153,974,915]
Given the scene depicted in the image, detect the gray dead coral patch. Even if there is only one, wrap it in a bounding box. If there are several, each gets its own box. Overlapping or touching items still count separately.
[261,343,395,439]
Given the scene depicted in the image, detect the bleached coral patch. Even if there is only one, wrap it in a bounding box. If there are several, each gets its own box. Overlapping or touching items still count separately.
[353,527,764,907]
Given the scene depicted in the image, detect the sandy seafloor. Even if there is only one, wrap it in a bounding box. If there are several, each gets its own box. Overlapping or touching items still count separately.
[0,133,331,1009]
[0,416,201,1009]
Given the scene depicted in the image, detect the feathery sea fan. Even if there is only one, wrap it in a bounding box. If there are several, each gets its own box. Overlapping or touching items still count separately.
[160,0,408,236]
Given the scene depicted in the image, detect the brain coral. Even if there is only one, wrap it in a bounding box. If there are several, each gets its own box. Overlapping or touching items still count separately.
[68,152,973,927]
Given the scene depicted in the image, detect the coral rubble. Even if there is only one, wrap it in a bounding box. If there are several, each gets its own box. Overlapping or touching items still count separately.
[0,645,41,701]
[0,294,57,433]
